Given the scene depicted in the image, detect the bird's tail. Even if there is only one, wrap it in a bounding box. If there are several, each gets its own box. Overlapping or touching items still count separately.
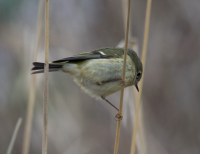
[31,62,63,74]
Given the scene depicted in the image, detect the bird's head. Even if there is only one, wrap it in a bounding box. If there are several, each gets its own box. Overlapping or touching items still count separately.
[128,49,143,92]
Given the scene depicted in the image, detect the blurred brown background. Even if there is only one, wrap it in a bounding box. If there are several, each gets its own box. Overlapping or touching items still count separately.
[0,0,200,154]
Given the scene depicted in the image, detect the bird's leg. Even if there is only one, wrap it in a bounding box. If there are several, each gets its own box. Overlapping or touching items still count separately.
[101,97,123,120]
[101,96,119,111]
[97,78,126,86]
[101,78,122,84]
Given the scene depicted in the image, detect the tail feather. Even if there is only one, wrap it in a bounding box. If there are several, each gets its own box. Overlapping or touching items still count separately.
[31,62,63,74]
[32,69,60,74]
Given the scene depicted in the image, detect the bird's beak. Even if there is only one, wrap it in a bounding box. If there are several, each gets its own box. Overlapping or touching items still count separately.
[135,84,139,92]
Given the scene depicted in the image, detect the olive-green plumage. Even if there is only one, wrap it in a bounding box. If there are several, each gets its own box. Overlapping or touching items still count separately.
[32,47,143,105]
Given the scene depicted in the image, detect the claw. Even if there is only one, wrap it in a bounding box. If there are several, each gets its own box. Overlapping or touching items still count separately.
[120,80,126,86]
[115,113,123,121]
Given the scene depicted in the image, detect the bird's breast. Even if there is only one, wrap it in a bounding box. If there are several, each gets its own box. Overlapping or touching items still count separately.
[73,57,136,98]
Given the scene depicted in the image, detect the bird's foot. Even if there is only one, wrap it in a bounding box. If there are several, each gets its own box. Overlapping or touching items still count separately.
[115,113,123,121]
[119,80,126,86]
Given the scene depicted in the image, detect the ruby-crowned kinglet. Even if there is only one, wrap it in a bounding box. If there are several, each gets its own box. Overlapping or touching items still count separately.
[32,47,143,111]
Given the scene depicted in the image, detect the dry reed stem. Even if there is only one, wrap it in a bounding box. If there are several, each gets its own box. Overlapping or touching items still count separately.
[42,0,49,154]
[130,0,152,154]
[22,1,44,154]
[118,38,146,154]
[130,41,145,154]
[113,0,131,154]
[132,88,147,154]
[7,118,22,154]
[121,0,132,39]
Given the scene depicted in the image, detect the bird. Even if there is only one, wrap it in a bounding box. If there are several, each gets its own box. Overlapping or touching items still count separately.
[31,47,143,111]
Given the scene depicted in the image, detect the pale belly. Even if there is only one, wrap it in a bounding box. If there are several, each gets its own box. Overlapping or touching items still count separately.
[72,58,136,99]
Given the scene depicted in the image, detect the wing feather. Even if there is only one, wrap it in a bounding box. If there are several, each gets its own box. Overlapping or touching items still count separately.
[52,48,124,63]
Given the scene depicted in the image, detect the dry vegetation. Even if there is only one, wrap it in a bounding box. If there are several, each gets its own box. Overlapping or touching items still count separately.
[0,0,200,154]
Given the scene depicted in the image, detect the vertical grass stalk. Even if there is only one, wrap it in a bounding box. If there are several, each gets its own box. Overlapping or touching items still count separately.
[42,0,49,154]
[7,118,22,154]
[113,0,131,154]
[130,0,152,154]
[121,0,132,41]
[22,1,44,154]
[123,0,147,151]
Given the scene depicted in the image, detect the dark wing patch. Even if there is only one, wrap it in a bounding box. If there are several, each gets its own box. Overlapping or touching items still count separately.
[52,55,100,63]
[52,50,115,63]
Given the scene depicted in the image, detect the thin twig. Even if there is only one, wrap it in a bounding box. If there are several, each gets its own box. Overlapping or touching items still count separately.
[121,0,132,42]
[130,0,152,154]
[42,0,49,154]
[7,118,22,154]
[113,0,131,154]
[130,39,145,154]
[22,1,44,154]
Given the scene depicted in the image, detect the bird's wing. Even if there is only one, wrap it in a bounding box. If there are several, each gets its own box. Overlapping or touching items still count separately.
[52,47,125,63]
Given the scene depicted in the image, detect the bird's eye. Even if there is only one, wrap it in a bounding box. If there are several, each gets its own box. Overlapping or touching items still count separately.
[137,72,141,77]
